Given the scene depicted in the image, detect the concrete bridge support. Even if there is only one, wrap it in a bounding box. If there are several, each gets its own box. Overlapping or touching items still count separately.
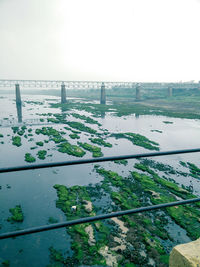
[61,82,67,104]
[136,84,141,101]
[168,87,173,97]
[16,103,22,123]
[100,82,106,104]
[15,84,21,105]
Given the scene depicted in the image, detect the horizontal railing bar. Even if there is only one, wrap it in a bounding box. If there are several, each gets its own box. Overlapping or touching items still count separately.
[0,197,200,240]
[0,148,200,174]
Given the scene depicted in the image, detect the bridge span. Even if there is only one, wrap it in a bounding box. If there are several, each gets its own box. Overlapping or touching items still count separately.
[0,79,199,90]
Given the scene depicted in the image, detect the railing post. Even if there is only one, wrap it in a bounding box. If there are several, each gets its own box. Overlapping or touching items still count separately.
[61,82,67,104]
[100,82,106,104]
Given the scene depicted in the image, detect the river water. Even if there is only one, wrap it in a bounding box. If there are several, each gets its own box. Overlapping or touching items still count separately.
[0,94,200,266]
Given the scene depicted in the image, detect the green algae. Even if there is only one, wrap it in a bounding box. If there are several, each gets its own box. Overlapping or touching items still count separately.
[58,142,85,157]
[36,141,44,146]
[111,132,159,151]
[37,150,47,160]
[78,142,103,157]
[69,133,80,139]
[163,121,173,124]
[7,205,24,223]
[180,161,200,180]
[114,159,128,166]
[65,121,97,134]
[25,153,36,163]
[0,134,3,138]
[12,136,22,147]
[48,217,58,224]
[89,137,112,147]
[71,113,101,126]
[53,184,107,266]
[131,168,200,240]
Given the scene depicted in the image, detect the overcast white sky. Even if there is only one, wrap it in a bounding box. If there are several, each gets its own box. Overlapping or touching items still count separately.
[0,0,200,82]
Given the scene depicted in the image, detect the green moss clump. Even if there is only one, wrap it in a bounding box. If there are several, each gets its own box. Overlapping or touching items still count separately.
[89,138,112,147]
[114,159,128,165]
[163,121,173,124]
[58,142,86,157]
[49,247,65,265]
[37,150,47,160]
[78,142,103,157]
[69,133,80,139]
[36,141,44,146]
[11,126,19,133]
[66,121,97,134]
[111,132,159,151]
[1,260,10,267]
[131,171,200,240]
[7,205,24,223]
[181,161,200,180]
[12,136,22,147]
[48,217,58,224]
[25,153,36,163]
[71,113,101,126]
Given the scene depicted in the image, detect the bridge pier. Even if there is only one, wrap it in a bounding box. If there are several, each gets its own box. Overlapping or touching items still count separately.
[16,103,22,123]
[136,84,141,101]
[61,82,67,104]
[100,82,106,104]
[15,84,21,105]
[168,87,173,97]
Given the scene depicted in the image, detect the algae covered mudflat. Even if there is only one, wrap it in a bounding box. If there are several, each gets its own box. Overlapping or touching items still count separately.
[0,94,200,267]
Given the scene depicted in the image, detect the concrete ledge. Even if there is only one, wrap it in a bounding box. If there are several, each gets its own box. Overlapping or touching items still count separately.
[169,238,200,267]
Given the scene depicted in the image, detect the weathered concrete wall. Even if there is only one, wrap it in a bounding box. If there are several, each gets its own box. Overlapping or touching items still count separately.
[100,82,106,104]
[169,238,200,267]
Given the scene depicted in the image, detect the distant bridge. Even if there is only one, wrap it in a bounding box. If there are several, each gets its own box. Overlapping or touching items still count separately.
[0,79,199,90]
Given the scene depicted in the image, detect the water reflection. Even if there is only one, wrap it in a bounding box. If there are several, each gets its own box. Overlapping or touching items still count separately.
[101,111,105,118]
[135,113,140,119]
[16,103,22,123]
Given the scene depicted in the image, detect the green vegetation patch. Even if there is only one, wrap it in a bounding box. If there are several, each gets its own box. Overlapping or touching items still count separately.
[35,127,66,144]
[151,129,163,133]
[180,161,200,180]
[163,121,173,124]
[58,142,86,157]
[114,159,128,165]
[25,153,36,163]
[37,150,47,160]
[36,141,44,146]
[12,136,22,147]
[78,142,103,157]
[69,133,80,139]
[0,133,3,137]
[53,184,107,266]
[89,137,112,147]
[111,132,159,151]
[71,113,101,126]
[65,121,97,134]
[132,165,200,240]
[7,205,24,223]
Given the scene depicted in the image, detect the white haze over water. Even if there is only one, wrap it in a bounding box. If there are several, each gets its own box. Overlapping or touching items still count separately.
[0,0,200,82]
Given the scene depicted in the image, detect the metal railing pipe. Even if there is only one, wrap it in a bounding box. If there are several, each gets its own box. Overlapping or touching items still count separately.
[0,197,200,240]
[0,148,200,174]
